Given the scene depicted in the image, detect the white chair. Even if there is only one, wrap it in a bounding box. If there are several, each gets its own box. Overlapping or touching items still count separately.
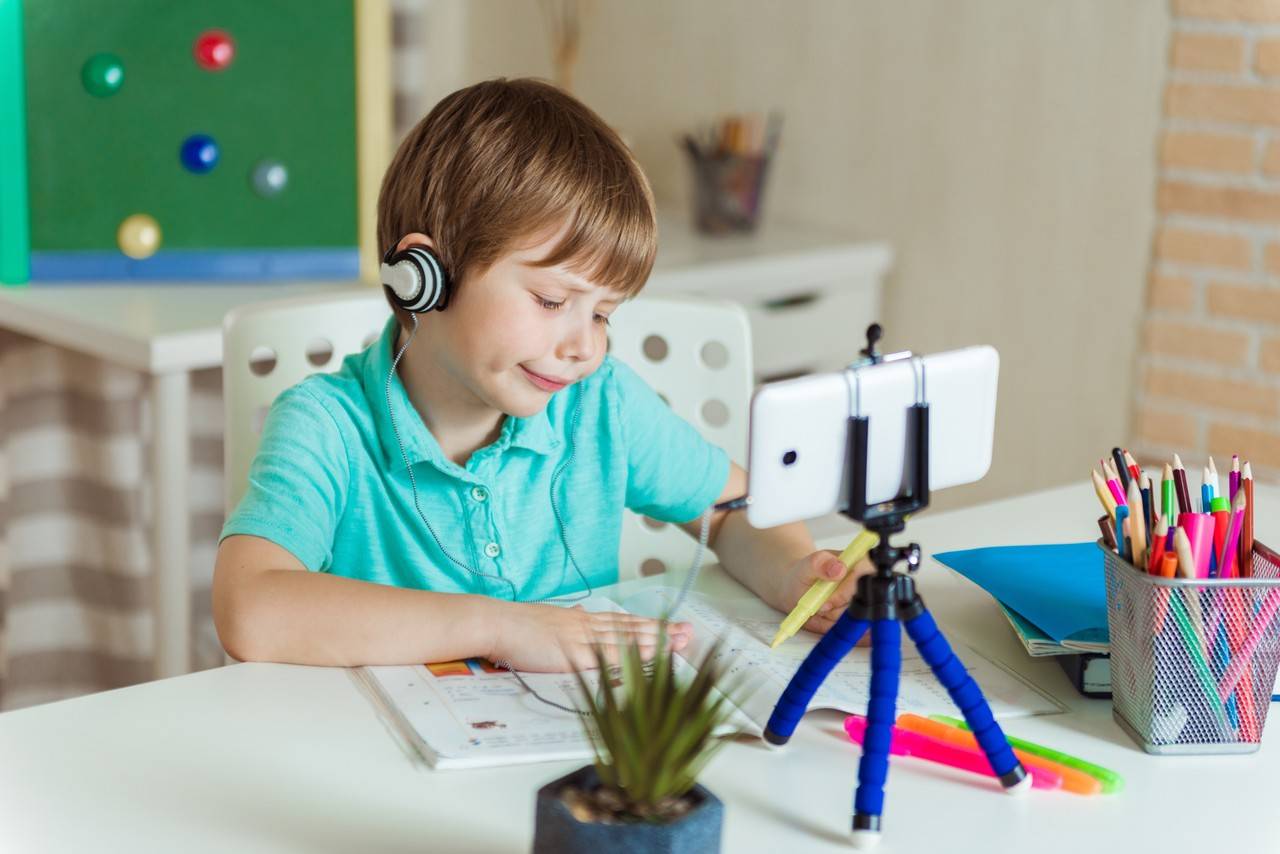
[606,295,752,579]
[222,292,392,514]
[222,291,753,580]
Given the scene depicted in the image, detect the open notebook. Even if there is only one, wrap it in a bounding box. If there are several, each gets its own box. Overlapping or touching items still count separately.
[352,587,1063,770]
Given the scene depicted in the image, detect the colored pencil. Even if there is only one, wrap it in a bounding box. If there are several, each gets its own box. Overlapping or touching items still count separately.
[1123,449,1142,485]
[1161,463,1176,523]
[1230,455,1240,502]
[1219,490,1246,579]
[1092,469,1117,520]
[1105,465,1127,507]
[1172,453,1192,516]
[1243,463,1254,577]
[1148,514,1169,575]
[1112,447,1130,493]
[1140,475,1153,543]
[1127,479,1147,568]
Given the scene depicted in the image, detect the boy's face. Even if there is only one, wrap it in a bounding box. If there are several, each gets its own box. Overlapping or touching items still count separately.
[404,221,628,418]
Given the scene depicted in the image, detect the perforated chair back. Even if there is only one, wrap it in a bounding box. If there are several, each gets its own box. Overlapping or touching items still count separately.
[223,292,391,514]
[606,295,752,580]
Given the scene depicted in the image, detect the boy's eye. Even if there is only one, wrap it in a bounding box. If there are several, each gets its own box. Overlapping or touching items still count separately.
[534,293,610,326]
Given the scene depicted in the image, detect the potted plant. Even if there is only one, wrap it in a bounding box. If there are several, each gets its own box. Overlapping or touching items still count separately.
[532,630,740,854]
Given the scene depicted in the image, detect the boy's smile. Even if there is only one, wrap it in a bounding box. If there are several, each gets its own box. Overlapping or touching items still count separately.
[519,364,570,393]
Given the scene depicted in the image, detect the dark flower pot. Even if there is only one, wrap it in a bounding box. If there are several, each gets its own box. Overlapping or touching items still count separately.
[532,765,723,854]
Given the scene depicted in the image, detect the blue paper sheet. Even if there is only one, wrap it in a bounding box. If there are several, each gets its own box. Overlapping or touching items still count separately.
[933,542,1106,643]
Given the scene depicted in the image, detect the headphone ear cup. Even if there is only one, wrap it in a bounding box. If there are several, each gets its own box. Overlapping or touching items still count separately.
[380,245,451,313]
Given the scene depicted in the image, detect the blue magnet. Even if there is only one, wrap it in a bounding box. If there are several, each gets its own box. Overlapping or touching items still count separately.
[180,134,220,173]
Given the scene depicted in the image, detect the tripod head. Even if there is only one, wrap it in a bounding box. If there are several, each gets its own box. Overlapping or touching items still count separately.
[843,324,929,578]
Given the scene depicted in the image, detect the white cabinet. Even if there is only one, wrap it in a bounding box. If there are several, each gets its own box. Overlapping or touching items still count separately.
[647,212,892,382]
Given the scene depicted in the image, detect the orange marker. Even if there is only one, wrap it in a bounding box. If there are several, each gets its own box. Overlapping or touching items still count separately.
[895,715,1102,795]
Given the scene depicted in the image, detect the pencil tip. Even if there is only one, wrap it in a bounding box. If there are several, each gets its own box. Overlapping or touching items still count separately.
[1173,453,1184,468]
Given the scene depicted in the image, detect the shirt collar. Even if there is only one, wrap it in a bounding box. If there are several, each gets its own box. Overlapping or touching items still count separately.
[362,316,559,472]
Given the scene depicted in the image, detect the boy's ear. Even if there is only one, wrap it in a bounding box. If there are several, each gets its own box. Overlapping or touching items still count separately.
[395,232,435,254]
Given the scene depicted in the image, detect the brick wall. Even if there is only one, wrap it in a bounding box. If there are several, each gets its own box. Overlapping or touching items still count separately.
[1135,0,1280,478]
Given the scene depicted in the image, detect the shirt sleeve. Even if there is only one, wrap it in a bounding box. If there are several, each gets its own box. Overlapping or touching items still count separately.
[609,357,731,524]
[219,383,350,571]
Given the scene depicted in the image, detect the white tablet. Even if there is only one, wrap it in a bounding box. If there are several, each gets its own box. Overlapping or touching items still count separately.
[745,346,999,529]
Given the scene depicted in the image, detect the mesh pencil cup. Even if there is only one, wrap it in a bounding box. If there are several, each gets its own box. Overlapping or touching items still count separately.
[684,149,772,235]
[1099,540,1280,754]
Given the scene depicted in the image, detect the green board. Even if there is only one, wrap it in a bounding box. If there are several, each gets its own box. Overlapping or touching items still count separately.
[23,0,356,253]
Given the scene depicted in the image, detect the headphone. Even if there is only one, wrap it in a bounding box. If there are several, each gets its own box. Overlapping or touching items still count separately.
[380,242,451,313]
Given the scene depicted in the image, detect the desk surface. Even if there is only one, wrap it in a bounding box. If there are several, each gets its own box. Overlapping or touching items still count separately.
[2,481,1276,853]
[0,214,889,374]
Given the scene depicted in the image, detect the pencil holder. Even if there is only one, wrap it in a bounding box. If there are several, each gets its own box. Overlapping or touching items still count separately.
[684,149,772,235]
[1100,540,1280,754]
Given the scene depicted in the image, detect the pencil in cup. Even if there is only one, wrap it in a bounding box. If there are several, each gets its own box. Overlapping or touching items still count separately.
[1099,541,1280,753]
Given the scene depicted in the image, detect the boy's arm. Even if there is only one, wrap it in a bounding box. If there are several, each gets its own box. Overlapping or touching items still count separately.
[213,535,691,670]
[214,534,498,666]
[678,462,867,633]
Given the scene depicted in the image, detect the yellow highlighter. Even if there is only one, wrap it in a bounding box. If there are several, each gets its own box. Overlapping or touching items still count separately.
[770,529,880,649]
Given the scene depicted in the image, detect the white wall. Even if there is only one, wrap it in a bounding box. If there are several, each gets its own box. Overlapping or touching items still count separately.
[420,0,1171,508]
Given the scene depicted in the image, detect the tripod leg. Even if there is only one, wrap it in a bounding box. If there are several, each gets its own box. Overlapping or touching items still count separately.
[764,611,869,745]
[902,606,1029,792]
[850,618,901,848]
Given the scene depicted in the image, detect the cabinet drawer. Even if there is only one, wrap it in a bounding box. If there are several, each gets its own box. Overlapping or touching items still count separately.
[749,277,881,380]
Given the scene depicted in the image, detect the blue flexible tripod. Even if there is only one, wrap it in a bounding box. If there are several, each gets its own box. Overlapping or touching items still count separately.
[761,326,1029,848]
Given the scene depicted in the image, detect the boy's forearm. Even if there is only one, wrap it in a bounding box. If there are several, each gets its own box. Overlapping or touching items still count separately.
[712,510,816,608]
[219,569,501,667]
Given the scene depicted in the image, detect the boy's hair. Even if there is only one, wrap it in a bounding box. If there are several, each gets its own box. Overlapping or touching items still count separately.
[376,78,657,325]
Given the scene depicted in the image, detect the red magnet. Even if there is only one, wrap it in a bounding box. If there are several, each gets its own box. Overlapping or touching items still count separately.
[194,30,235,71]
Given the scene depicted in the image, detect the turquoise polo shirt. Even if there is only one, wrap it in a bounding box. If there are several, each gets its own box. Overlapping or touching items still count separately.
[220,316,730,601]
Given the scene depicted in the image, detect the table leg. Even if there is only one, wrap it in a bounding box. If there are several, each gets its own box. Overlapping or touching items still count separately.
[150,370,191,679]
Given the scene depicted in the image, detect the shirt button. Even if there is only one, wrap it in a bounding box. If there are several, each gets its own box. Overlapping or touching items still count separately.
[471,486,488,502]
[484,542,501,558]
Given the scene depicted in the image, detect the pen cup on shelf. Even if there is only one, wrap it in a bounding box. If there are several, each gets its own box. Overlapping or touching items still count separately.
[684,148,772,235]
[1099,539,1280,754]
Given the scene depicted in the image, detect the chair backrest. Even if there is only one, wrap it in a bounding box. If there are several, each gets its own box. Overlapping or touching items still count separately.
[222,291,392,514]
[222,291,752,581]
[606,295,752,580]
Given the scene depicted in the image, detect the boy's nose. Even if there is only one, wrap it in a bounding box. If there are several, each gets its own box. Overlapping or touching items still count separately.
[557,317,598,362]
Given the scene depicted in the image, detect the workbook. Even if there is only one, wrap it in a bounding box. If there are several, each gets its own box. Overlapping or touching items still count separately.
[352,587,1063,770]
[998,603,1110,657]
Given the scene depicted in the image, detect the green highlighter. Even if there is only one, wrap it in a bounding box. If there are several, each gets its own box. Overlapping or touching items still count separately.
[929,714,1125,794]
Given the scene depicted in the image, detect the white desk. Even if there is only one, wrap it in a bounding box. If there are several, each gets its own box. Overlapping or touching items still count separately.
[2,482,1276,853]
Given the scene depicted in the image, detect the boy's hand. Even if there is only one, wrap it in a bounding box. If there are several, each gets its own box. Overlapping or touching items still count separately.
[773,550,875,636]
[488,603,694,673]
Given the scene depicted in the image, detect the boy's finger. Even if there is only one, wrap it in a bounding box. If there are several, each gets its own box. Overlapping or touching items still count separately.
[815,552,847,581]
[804,613,834,634]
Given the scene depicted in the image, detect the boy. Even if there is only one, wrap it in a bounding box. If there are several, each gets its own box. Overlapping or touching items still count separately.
[213,78,867,672]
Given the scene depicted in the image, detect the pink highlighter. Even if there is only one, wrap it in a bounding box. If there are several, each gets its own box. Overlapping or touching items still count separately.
[844,715,1062,791]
